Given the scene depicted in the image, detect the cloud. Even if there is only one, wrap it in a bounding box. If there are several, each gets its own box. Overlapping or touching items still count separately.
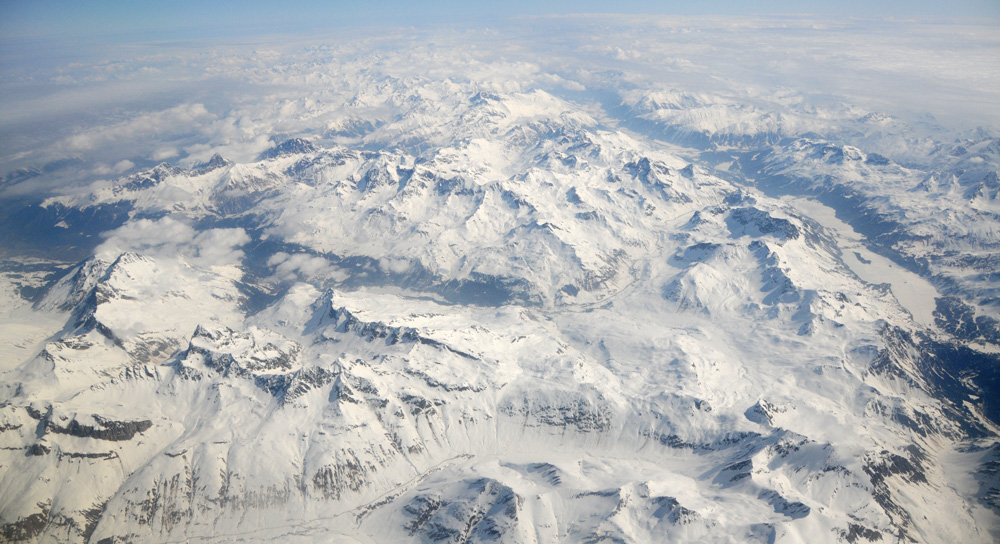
[96,216,249,268]
[3,16,998,199]
[267,252,347,282]
[378,257,412,275]
[113,159,135,173]
[189,228,253,267]
[152,147,179,161]
[63,103,214,152]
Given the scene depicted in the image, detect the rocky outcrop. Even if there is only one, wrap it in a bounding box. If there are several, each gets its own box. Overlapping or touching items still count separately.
[257,138,318,160]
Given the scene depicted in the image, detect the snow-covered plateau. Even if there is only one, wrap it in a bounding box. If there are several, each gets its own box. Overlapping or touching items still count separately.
[1,16,999,543]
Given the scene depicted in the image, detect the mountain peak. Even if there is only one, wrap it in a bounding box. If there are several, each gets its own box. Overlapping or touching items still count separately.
[257,138,318,161]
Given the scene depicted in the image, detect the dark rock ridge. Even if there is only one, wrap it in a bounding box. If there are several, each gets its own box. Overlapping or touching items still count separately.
[402,479,524,542]
[113,163,183,195]
[257,138,318,160]
[728,207,800,241]
[184,325,301,378]
[254,366,336,404]
[27,409,153,442]
[194,153,231,174]
[312,293,481,359]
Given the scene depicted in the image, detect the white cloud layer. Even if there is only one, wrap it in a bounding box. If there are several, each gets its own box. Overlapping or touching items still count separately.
[2,17,998,190]
[96,216,249,268]
[267,252,347,283]
[63,103,213,152]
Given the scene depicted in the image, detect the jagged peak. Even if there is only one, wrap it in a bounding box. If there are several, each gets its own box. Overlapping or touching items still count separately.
[112,162,182,194]
[33,257,111,312]
[727,206,800,241]
[104,251,154,273]
[858,111,898,124]
[194,153,232,173]
[257,137,319,161]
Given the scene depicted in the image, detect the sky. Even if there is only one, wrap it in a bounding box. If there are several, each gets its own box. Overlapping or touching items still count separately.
[2,0,999,41]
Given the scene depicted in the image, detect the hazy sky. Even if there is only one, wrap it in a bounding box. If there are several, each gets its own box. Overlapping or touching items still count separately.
[2,0,999,41]
[2,0,998,188]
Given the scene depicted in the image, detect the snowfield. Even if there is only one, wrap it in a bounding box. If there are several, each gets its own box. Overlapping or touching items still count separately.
[1,15,999,544]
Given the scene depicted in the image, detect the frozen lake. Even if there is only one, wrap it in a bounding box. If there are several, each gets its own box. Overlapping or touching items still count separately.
[783,196,941,328]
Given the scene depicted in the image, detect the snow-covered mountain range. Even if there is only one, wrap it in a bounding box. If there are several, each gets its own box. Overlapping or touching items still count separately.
[1,16,999,543]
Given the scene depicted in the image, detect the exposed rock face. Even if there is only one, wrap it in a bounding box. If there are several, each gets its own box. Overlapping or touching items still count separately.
[257,138,318,160]
[728,207,800,241]
[44,416,153,442]
[183,325,302,377]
